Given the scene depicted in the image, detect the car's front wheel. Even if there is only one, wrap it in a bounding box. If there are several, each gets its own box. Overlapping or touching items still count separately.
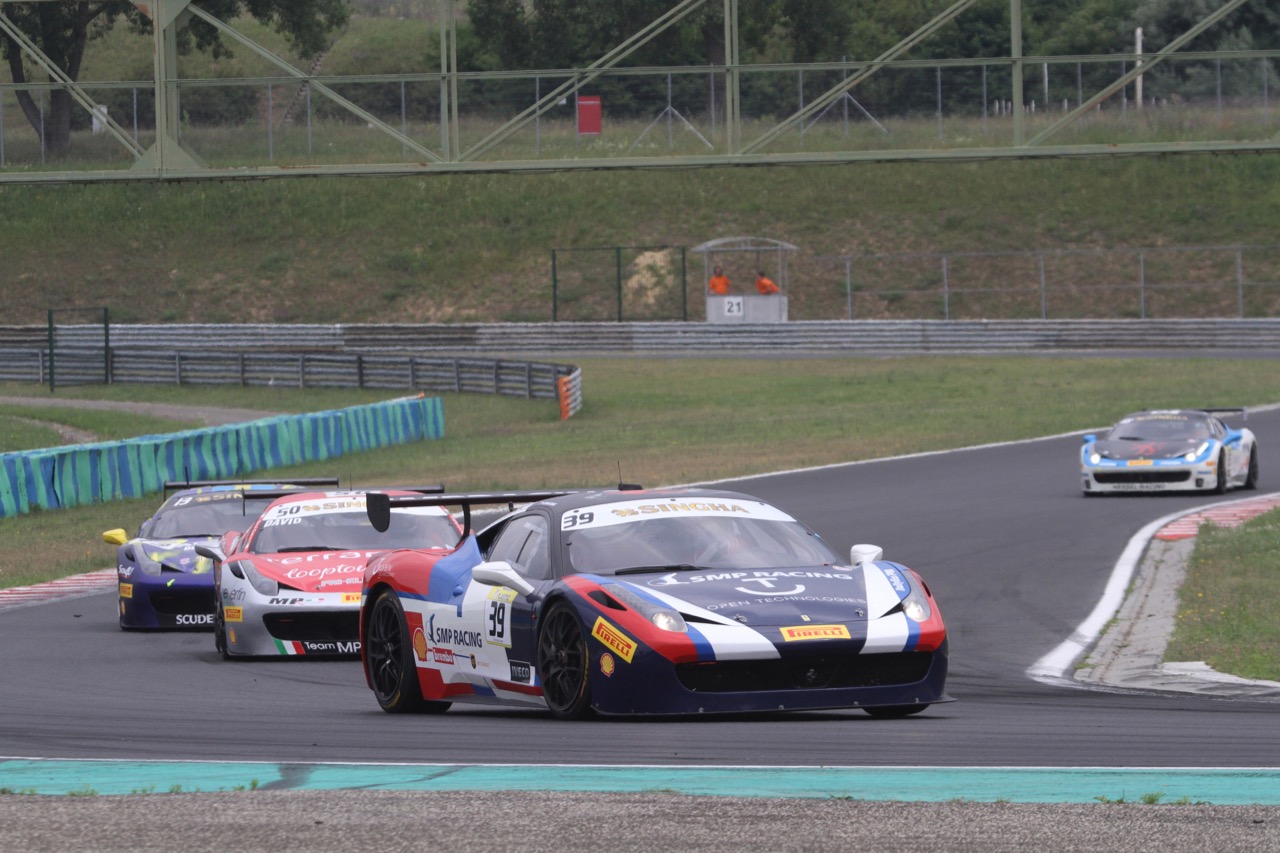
[365,589,449,714]
[213,602,231,661]
[1213,451,1228,494]
[537,602,593,720]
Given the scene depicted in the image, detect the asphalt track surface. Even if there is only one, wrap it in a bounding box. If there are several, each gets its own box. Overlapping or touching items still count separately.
[4,406,1280,849]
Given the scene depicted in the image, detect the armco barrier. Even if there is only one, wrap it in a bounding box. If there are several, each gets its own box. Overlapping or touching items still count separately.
[9,319,1280,357]
[0,395,444,518]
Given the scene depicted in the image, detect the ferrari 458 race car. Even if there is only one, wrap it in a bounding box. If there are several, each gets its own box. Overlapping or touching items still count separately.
[1080,408,1259,495]
[201,488,461,659]
[102,478,338,630]
[359,486,950,719]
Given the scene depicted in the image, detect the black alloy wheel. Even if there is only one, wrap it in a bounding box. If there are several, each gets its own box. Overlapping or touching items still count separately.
[1214,451,1228,494]
[214,602,231,661]
[1245,447,1260,490]
[537,602,593,720]
[365,589,449,714]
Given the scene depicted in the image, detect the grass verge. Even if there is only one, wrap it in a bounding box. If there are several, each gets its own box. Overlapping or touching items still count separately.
[1,355,1278,683]
[1165,510,1280,682]
[0,405,200,450]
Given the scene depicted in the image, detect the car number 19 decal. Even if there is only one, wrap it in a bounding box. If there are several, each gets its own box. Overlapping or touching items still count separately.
[485,587,516,647]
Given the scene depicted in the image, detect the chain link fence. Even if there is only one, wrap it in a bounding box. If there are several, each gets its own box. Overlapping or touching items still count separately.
[804,244,1280,321]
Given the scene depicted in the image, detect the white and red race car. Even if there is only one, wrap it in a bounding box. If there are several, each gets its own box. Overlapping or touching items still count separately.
[199,489,460,658]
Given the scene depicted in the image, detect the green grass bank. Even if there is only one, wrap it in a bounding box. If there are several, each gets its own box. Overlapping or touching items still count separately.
[7,154,1280,326]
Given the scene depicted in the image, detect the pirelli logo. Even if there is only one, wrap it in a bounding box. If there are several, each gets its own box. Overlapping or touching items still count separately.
[591,617,636,663]
[781,624,850,642]
[224,606,244,623]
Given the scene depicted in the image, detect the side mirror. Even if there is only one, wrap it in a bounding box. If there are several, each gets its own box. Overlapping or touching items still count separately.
[366,492,392,532]
[194,543,225,563]
[471,561,535,597]
[102,529,128,546]
[850,544,883,565]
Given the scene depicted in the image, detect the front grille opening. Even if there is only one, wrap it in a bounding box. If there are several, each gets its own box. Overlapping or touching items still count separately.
[676,653,933,693]
[150,591,215,615]
[263,611,359,642]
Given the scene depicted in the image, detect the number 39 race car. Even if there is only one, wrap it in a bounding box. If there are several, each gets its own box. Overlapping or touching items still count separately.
[1080,408,1259,495]
[200,488,461,659]
[359,486,950,719]
[102,478,338,630]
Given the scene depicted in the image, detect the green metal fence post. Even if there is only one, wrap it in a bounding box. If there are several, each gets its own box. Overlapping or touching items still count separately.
[46,309,54,392]
[551,249,559,322]
[616,246,624,322]
[102,306,111,384]
[681,245,688,321]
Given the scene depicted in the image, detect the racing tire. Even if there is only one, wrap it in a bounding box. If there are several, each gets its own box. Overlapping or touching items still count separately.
[864,704,929,719]
[364,589,449,714]
[1213,451,1228,494]
[1245,447,1259,490]
[214,602,232,661]
[537,602,594,720]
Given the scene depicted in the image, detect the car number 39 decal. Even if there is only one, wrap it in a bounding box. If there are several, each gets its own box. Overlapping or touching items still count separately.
[485,587,516,647]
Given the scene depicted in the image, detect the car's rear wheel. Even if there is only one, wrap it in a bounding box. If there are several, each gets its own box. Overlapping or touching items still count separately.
[365,589,449,714]
[864,704,929,718]
[537,602,593,720]
[1245,447,1259,490]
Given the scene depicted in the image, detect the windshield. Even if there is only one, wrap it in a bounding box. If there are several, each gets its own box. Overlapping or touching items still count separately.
[149,496,262,539]
[251,506,456,554]
[563,514,840,574]
[1107,416,1209,441]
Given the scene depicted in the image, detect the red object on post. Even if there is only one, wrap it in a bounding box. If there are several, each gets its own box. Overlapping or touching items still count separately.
[577,96,602,136]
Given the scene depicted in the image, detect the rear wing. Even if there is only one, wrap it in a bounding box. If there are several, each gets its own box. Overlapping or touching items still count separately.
[162,477,341,496]
[241,484,446,507]
[1200,407,1247,421]
[366,489,577,544]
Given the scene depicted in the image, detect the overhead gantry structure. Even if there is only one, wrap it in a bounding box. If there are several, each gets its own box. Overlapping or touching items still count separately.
[0,0,1274,184]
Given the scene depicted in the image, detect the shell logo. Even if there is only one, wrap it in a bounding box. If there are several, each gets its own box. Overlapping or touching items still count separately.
[600,652,616,677]
[413,627,428,661]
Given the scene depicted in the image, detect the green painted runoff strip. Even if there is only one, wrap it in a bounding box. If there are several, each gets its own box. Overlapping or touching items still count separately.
[4,760,1280,804]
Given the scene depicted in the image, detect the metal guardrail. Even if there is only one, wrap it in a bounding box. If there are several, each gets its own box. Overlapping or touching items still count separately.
[0,343,578,404]
[4,319,1280,363]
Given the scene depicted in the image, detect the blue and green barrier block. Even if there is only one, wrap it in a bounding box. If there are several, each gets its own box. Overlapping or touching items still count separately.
[0,395,444,518]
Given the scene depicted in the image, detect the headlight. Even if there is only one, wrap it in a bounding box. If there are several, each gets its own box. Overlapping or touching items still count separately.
[235,561,279,597]
[606,584,687,633]
[1088,452,1102,464]
[1185,441,1210,462]
[901,588,932,623]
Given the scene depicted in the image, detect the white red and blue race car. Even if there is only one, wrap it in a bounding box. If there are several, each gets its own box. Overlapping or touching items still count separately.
[1080,408,1259,495]
[102,478,338,630]
[359,486,950,719]
[198,488,461,659]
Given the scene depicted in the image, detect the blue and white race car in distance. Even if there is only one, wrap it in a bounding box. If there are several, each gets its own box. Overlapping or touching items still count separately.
[102,478,338,629]
[1081,408,1259,495]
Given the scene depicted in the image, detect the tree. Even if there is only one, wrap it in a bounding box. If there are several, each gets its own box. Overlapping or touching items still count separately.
[1,0,349,156]
[465,0,782,71]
